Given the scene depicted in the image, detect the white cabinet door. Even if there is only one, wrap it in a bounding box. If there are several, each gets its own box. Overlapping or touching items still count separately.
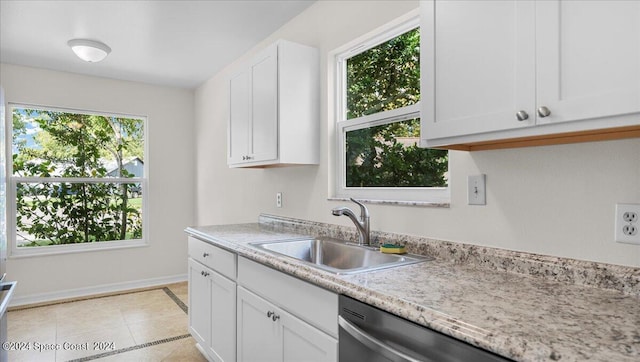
[250,45,279,163]
[421,0,640,149]
[281,313,337,362]
[535,0,640,125]
[227,40,319,167]
[189,258,237,362]
[237,286,280,362]
[229,69,251,164]
[237,286,337,362]
[422,0,536,140]
[188,259,211,350]
[209,271,236,362]
[228,45,278,165]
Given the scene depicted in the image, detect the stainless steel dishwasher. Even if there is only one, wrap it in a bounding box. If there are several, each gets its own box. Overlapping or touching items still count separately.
[339,295,512,362]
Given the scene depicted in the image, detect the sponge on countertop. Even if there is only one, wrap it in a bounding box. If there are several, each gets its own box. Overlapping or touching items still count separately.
[379,243,407,254]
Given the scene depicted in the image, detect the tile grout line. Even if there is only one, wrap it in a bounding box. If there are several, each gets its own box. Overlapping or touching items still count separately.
[162,287,188,314]
[65,334,193,362]
[55,285,191,362]
[7,284,191,361]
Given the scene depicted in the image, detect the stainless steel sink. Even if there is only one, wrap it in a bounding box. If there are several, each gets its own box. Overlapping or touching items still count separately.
[250,237,430,274]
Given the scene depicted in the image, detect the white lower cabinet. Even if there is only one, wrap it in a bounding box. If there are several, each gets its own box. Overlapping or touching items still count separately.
[188,259,211,349]
[188,238,337,362]
[188,259,237,362]
[237,286,337,362]
[188,237,237,362]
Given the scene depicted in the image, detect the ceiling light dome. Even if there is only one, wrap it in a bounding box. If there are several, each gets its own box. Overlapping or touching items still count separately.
[67,39,111,63]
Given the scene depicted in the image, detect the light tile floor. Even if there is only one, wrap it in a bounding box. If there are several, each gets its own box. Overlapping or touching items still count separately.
[6,282,207,362]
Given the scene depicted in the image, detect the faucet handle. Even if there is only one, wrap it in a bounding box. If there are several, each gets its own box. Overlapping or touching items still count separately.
[349,198,369,218]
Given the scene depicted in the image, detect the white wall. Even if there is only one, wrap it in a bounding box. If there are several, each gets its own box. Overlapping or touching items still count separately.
[194,0,640,267]
[1,63,195,301]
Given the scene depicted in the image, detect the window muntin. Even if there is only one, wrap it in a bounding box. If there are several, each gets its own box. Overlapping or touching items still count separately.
[336,15,449,203]
[10,105,146,254]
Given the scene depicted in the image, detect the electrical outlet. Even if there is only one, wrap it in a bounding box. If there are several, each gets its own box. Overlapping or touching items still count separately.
[615,203,640,244]
[468,174,486,205]
[276,192,282,208]
[623,211,638,223]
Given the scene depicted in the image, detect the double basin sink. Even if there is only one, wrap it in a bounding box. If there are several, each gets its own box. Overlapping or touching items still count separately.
[250,237,430,275]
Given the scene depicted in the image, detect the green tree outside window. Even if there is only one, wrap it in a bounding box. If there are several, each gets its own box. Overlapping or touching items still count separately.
[344,27,448,188]
[12,108,144,247]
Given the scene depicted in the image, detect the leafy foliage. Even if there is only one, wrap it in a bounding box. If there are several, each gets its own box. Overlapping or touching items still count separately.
[346,120,448,187]
[344,28,448,188]
[12,109,144,246]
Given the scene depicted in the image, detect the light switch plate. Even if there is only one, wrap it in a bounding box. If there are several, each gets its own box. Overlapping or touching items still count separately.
[468,174,486,205]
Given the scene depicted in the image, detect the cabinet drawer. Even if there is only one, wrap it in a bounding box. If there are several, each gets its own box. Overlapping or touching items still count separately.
[237,257,338,338]
[188,237,236,280]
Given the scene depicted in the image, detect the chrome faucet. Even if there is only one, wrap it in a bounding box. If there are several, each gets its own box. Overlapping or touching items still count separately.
[332,198,370,246]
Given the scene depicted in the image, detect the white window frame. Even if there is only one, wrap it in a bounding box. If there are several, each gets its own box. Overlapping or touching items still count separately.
[7,103,149,258]
[333,10,449,204]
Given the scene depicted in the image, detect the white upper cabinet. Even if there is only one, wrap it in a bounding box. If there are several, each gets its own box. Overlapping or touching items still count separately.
[420,0,640,150]
[229,69,253,165]
[536,1,640,125]
[421,0,536,139]
[228,40,319,167]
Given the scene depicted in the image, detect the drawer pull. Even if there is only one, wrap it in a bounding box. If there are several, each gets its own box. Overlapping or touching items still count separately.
[203,252,210,258]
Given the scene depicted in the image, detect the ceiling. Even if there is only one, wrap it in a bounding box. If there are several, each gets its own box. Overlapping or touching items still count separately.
[0,0,315,89]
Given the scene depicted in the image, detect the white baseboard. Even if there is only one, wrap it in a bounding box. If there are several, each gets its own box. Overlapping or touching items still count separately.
[9,274,187,307]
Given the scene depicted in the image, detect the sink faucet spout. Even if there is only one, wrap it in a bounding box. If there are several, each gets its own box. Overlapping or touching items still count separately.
[331,198,370,246]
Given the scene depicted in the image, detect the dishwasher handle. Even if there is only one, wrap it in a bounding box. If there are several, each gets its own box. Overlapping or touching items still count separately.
[339,316,430,362]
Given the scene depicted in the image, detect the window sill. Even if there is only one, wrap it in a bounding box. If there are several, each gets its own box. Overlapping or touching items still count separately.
[327,197,450,208]
[9,239,148,259]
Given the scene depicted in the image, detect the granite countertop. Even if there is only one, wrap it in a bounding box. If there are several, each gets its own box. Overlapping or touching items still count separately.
[185,218,640,362]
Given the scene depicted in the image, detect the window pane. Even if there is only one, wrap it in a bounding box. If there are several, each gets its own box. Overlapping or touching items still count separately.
[345,118,448,187]
[16,182,143,247]
[346,27,420,119]
[12,108,144,178]
[11,106,146,249]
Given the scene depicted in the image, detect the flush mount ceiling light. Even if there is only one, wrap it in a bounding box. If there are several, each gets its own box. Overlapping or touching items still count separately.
[67,39,111,63]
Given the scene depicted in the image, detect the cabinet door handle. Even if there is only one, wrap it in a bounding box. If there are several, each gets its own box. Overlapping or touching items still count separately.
[203,252,209,258]
[201,271,209,277]
[266,311,280,321]
[537,106,551,118]
[516,110,529,121]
